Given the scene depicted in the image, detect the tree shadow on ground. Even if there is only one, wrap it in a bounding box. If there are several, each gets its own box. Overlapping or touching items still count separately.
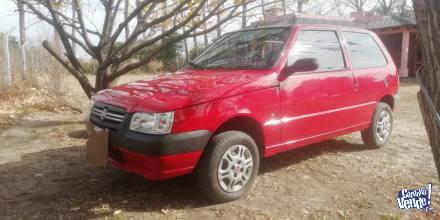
[0,138,371,219]
[67,129,88,139]
[22,119,85,128]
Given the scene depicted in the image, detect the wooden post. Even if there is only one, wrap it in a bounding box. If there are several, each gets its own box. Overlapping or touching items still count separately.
[413,0,440,179]
[399,31,410,77]
[3,35,12,87]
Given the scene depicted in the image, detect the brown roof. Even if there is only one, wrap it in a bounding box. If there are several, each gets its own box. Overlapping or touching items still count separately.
[251,14,416,30]
[364,16,417,29]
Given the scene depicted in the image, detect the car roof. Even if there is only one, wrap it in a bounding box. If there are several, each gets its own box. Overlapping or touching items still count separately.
[240,24,372,34]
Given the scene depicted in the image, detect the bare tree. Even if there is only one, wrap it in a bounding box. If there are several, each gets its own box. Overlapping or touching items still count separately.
[376,0,397,15]
[22,0,244,98]
[413,0,440,179]
[346,0,369,12]
[397,0,414,16]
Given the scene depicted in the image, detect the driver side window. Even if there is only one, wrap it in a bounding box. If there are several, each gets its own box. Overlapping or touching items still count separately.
[288,30,346,71]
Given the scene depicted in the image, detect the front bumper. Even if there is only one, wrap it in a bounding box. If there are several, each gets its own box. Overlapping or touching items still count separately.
[108,130,212,180]
[109,130,212,156]
[89,102,212,180]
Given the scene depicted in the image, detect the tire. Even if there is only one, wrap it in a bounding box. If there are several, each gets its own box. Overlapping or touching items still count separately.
[361,102,393,148]
[196,131,260,202]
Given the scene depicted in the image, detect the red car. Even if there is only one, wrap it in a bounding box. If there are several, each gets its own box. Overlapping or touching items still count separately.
[90,24,399,202]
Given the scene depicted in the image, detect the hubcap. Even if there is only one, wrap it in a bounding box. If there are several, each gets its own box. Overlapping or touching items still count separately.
[376,110,391,142]
[217,145,253,193]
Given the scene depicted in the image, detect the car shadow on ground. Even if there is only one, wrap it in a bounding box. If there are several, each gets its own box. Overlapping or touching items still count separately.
[260,139,370,174]
[0,138,371,218]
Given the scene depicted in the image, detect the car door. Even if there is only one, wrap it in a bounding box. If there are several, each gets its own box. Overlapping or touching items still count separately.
[278,29,355,150]
[341,32,390,125]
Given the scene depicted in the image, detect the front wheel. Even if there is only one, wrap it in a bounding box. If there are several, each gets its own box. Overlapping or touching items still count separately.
[196,131,259,202]
[361,102,393,148]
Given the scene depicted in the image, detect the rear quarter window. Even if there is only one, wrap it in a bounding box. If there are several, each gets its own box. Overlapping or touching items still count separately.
[342,32,388,69]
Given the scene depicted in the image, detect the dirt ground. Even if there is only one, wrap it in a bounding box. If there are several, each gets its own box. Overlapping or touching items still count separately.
[0,77,439,219]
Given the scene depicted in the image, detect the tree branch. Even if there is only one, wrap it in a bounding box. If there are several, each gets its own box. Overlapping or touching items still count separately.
[108,4,239,81]
[42,40,94,98]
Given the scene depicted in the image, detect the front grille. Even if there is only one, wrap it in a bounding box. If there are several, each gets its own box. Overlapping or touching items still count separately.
[90,103,127,131]
[91,107,124,123]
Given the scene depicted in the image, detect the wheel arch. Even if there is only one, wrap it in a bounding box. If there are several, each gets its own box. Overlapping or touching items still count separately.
[212,115,266,157]
[379,94,395,110]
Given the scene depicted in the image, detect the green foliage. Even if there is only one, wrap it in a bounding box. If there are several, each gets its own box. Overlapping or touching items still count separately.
[158,40,182,65]
[189,46,205,60]
[116,35,183,66]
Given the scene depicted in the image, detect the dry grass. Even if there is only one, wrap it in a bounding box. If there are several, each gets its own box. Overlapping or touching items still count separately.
[146,60,164,73]
[0,74,84,127]
[0,71,154,128]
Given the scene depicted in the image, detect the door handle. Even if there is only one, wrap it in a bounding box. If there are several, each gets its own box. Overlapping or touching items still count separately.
[353,76,359,91]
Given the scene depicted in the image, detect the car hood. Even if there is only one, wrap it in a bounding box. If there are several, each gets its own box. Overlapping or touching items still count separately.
[93,69,278,113]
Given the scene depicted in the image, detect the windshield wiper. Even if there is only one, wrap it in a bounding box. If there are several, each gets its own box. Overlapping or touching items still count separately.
[188,62,205,70]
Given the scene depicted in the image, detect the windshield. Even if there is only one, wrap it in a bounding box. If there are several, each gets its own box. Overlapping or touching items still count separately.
[191,28,291,69]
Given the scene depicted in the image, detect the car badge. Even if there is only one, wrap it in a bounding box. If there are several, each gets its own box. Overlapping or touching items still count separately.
[100,108,107,121]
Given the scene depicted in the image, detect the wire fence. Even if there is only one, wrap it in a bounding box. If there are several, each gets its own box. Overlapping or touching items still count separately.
[0,34,66,90]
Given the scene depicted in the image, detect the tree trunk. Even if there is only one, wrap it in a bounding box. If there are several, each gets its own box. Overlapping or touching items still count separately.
[298,0,304,13]
[193,34,197,56]
[183,26,189,64]
[413,0,440,179]
[18,1,25,45]
[71,0,77,54]
[53,30,62,55]
[216,12,221,38]
[242,2,247,28]
[18,0,26,78]
[282,0,286,15]
[184,38,189,63]
[202,6,208,48]
[124,0,129,40]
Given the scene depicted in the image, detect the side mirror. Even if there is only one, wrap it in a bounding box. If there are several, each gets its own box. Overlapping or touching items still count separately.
[282,58,319,77]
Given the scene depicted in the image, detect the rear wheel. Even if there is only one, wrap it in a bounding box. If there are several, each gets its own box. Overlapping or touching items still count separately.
[196,131,259,202]
[361,102,393,148]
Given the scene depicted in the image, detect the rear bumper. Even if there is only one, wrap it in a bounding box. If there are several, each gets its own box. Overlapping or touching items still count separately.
[107,130,212,180]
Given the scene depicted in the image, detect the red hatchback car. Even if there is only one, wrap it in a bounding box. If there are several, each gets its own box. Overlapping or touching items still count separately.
[89,24,399,202]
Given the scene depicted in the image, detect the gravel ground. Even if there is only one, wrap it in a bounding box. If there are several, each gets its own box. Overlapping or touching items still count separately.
[0,77,439,219]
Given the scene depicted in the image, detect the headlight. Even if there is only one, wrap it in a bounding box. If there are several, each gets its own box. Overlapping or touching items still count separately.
[129,112,174,134]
